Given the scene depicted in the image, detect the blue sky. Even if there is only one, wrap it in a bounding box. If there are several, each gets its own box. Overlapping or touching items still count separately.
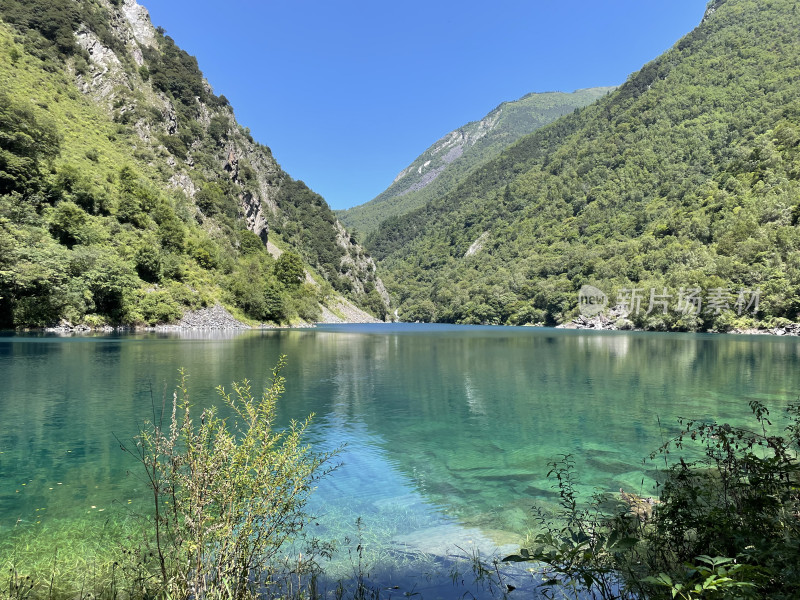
[141,0,708,210]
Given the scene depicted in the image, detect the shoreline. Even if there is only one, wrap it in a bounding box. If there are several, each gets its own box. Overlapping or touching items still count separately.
[14,301,383,335]
[554,312,800,337]
[6,321,799,338]
[4,302,799,338]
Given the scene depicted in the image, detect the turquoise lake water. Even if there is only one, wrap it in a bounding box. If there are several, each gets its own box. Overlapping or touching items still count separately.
[1,324,799,595]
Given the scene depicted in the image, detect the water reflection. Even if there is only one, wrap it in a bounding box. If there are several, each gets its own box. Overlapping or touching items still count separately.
[1,326,799,558]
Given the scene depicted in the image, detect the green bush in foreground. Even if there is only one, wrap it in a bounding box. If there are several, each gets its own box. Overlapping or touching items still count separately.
[506,400,800,599]
[134,358,339,600]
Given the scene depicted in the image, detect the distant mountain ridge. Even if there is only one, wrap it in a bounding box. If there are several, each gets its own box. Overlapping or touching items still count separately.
[369,0,800,331]
[337,87,614,234]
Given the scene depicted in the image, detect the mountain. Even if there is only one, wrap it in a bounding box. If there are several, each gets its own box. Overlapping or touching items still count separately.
[370,0,800,331]
[0,0,388,329]
[337,87,615,235]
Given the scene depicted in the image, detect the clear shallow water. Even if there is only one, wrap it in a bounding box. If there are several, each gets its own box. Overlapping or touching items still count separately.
[1,325,799,594]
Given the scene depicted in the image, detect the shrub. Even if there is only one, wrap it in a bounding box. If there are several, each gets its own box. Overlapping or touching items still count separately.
[195,182,236,217]
[359,288,387,320]
[636,401,800,598]
[47,200,87,248]
[134,288,182,324]
[134,243,163,283]
[291,286,322,323]
[132,359,338,599]
[238,229,265,255]
[77,247,138,319]
[158,218,185,252]
[158,134,188,160]
[160,253,185,281]
[208,114,229,143]
[262,280,287,322]
[188,237,220,270]
[505,400,800,599]
[0,91,60,196]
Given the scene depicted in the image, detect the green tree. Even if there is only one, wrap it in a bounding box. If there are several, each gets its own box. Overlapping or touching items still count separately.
[274,252,305,287]
[238,229,265,255]
[0,92,60,196]
[47,201,87,248]
[157,218,186,252]
[116,166,158,228]
[76,247,138,319]
[134,242,163,283]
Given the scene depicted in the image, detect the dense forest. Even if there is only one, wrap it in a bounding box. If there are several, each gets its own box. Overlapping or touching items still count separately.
[0,0,385,328]
[370,0,800,331]
[338,87,615,235]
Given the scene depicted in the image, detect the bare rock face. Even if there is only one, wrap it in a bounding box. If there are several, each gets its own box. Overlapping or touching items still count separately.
[222,139,280,241]
[169,172,197,199]
[464,231,489,258]
[75,0,159,99]
[74,0,276,244]
[392,109,501,195]
[334,220,390,308]
[702,0,726,24]
[74,29,125,100]
[121,0,157,49]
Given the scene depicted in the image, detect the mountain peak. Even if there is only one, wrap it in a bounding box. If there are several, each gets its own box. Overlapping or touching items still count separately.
[339,87,615,234]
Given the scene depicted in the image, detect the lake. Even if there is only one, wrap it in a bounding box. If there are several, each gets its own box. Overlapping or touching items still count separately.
[1,324,798,596]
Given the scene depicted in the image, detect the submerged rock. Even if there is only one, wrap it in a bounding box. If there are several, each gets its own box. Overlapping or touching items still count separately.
[391,524,518,559]
[619,488,660,522]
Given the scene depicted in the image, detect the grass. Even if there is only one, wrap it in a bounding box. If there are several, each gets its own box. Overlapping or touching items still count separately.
[0,25,134,191]
[0,517,153,600]
[0,512,525,600]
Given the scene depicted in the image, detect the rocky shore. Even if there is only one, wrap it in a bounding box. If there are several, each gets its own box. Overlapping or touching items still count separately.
[556,313,800,336]
[556,313,634,332]
[731,323,800,336]
[42,304,250,333]
[37,304,800,336]
[555,306,635,332]
[42,300,382,334]
[164,304,250,330]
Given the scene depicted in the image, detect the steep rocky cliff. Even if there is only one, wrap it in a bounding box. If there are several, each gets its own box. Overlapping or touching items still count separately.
[0,0,388,327]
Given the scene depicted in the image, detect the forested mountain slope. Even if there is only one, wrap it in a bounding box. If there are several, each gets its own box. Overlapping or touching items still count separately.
[0,0,388,328]
[338,87,614,235]
[372,0,800,331]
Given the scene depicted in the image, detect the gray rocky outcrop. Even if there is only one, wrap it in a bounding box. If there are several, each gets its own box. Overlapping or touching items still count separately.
[173,304,250,329]
[557,306,634,331]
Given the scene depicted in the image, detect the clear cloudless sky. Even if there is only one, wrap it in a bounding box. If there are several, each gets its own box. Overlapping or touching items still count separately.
[141,0,708,210]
